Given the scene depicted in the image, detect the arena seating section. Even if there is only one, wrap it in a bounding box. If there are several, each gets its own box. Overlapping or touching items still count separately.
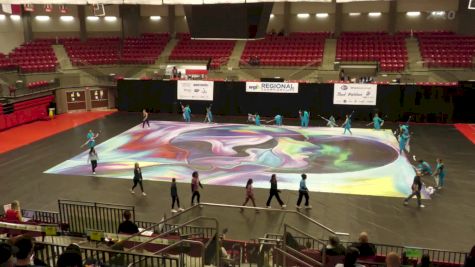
[6,39,58,73]
[0,53,16,71]
[62,34,170,66]
[169,33,235,69]
[336,32,408,72]
[27,80,51,90]
[122,33,170,64]
[0,95,53,130]
[416,32,475,68]
[240,32,330,67]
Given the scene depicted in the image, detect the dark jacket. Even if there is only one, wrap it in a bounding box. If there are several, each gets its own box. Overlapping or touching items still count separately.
[134,168,142,181]
[352,242,376,257]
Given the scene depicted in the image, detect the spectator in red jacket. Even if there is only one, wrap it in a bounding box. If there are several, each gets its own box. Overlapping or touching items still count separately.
[4,200,22,222]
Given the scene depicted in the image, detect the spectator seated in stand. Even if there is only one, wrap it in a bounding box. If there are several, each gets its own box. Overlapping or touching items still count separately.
[464,245,475,267]
[351,232,376,257]
[0,242,17,267]
[13,235,46,267]
[386,252,401,267]
[324,236,346,256]
[418,254,432,267]
[336,247,365,267]
[117,210,139,234]
[56,244,82,267]
[4,200,23,223]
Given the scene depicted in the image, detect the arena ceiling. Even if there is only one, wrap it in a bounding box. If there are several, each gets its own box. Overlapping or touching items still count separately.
[0,0,392,5]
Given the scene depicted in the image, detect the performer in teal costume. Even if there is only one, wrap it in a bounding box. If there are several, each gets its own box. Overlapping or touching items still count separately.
[433,158,445,189]
[367,113,384,130]
[266,115,283,126]
[181,104,191,122]
[299,110,309,127]
[342,111,354,134]
[255,113,261,126]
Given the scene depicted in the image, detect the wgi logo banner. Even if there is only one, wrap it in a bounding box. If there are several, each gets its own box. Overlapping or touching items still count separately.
[333,83,378,106]
[246,82,299,93]
[177,80,214,101]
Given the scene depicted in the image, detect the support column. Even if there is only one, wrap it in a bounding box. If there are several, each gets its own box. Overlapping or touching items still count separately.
[168,5,176,37]
[120,5,140,38]
[22,9,33,41]
[387,0,397,34]
[334,0,342,37]
[283,2,290,35]
[78,5,87,41]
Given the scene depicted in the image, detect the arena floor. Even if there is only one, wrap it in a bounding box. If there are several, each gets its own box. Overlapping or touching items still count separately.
[1,112,474,251]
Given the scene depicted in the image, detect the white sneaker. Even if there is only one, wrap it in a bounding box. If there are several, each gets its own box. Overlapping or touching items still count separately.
[142,192,147,196]
[130,190,135,194]
[412,155,417,161]
[178,208,185,212]
[171,209,177,213]
[296,205,301,209]
[419,204,425,208]
[93,172,96,174]
[281,204,287,209]
[305,205,312,209]
[403,201,408,206]
[266,206,271,209]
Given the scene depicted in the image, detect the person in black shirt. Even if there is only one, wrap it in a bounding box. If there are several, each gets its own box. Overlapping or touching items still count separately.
[324,236,346,256]
[118,210,139,235]
[131,162,146,196]
[265,174,286,209]
[351,232,376,257]
[171,178,184,213]
[404,175,424,208]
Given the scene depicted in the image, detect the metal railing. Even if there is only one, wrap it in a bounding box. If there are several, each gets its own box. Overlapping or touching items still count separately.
[58,199,135,235]
[264,233,469,265]
[283,224,324,266]
[130,239,205,267]
[22,209,61,225]
[198,202,350,240]
[0,237,178,267]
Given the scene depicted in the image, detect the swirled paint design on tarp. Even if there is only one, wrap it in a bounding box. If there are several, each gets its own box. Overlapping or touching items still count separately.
[45,121,424,198]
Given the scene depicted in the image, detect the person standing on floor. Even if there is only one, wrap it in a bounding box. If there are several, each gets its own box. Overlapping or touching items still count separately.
[296,174,311,210]
[255,113,261,126]
[241,179,258,212]
[191,171,203,206]
[433,158,445,189]
[142,109,150,128]
[404,175,424,208]
[87,148,99,174]
[131,162,146,196]
[181,103,192,123]
[204,104,213,123]
[82,129,100,152]
[342,111,354,135]
[266,174,286,209]
[367,113,384,130]
[171,178,184,213]
[299,110,310,127]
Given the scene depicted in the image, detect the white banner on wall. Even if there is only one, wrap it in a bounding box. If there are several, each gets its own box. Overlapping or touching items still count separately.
[177,80,214,101]
[246,82,299,94]
[333,83,377,106]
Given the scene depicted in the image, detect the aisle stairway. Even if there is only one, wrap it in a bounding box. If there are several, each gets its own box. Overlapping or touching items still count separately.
[405,37,426,71]
[321,38,337,70]
[52,45,72,70]
[227,40,246,69]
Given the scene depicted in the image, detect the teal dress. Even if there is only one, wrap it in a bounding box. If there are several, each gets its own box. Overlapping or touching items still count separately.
[86,132,95,148]
[373,116,383,130]
[184,107,191,122]
[275,115,282,126]
[255,115,261,126]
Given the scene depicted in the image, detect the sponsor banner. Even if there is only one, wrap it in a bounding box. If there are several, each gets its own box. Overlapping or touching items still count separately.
[246,82,299,94]
[177,80,214,101]
[333,83,377,105]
